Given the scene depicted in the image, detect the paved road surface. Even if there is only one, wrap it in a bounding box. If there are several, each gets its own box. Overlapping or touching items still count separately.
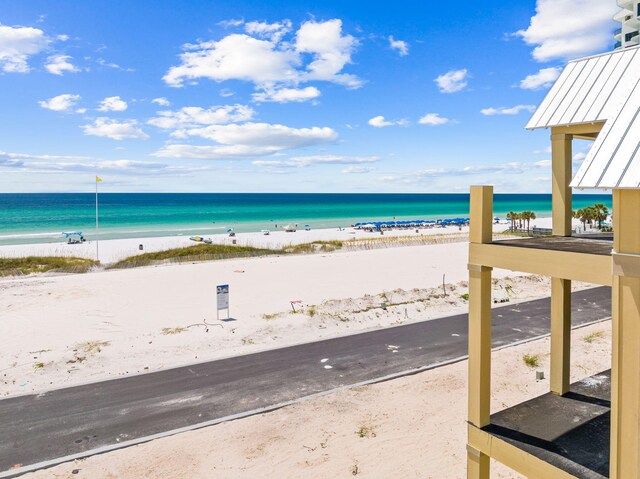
[0,287,611,476]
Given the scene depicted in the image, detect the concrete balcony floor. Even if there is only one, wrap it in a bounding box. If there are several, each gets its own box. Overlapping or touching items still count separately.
[484,371,611,479]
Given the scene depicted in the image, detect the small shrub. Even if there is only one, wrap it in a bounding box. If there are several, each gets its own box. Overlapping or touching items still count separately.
[34,362,44,369]
[80,340,111,354]
[460,293,469,301]
[355,424,376,438]
[523,354,540,368]
[0,256,98,276]
[583,331,604,343]
[161,327,187,335]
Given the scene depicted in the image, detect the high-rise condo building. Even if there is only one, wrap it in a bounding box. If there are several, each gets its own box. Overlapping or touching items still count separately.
[615,0,640,49]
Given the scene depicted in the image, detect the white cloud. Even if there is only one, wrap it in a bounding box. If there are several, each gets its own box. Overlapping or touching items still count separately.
[44,54,79,75]
[573,152,588,165]
[96,58,134,72]
[82,118,149,140]
[0,24,50,73]
[245,20,292,42]
[164,33,298,87]
[218,19,245,28]
[418,113,450,125]
[253,155,380,168]
[38,93,81,112]
[481,105,537,116]
[342,166,376,174]
[220,88,234,97]
[163,19,361,91]
[0,150,206,176]
[252,86,321,103]
[368,115,408,128]
[519,67,562,90]
[295,19,361,88]
[434,69,469,93]
[388,36,409,56]
[148,104,255,129]
[516,0,618,62]
[153,122,338,159]
[97,96,128,112]
[151,97,171,106]
[381,159,554,184]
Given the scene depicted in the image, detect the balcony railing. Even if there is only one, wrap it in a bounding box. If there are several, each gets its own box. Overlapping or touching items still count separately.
[615,40,623,49]
[615,27,623,36]
[625,30,639,42]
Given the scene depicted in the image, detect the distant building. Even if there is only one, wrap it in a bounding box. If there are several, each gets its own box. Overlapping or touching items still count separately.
[615,0,640,49]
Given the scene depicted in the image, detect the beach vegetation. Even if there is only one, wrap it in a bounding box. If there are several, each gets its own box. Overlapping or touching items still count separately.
[523,354,540,368]
[355,424,376,438]
[108,244,281,269]
[33,362,45,369]
[573,203,610,231]
[80,340,111,353]
[161,327,187,335]
[261,313,279,320]
[460,293,469,301]
[0,256,98,276]
[284,240,344,254]
[306,305,317,317]
[583,331,604,343]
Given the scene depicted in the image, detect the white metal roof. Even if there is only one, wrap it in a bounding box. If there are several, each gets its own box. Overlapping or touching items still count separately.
[571,73,640,189]
[526,45,640,189]
[526,46,640,130]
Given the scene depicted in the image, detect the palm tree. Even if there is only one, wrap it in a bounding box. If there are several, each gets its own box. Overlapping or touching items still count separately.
[507,211,517,231]
[575,208,587,230]
[593,203,609,230]
[527,211,536,233]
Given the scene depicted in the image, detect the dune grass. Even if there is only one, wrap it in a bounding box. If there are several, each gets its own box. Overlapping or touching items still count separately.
[108,243,282,269]
[284,240,344,254]
[0,256,98,276]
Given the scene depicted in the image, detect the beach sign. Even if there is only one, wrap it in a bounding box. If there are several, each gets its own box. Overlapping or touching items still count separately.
[216,284,230,320]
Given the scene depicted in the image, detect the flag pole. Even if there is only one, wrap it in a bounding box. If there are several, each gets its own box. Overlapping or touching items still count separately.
[95,177,100,262]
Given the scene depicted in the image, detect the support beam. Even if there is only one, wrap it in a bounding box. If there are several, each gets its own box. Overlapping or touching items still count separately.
[468,186,494,479]
[610,189,640,479]
[550,278,571,395]
[551,130,573,236]
[467,445,489,479]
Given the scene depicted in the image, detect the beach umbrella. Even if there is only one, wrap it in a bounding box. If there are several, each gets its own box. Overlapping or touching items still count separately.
[226,228,234,233]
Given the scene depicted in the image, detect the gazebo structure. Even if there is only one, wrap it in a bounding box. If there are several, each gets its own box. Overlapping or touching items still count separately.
[466,45,640,478]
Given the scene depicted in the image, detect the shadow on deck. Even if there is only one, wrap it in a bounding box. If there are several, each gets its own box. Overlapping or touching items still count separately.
[484,370,611,479]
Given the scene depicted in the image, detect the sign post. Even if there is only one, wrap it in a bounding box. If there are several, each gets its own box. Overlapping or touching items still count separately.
[216,284,230,321]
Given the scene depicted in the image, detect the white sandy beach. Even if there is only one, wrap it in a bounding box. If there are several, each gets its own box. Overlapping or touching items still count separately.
[1,233,596,398]
[21,319,612,479]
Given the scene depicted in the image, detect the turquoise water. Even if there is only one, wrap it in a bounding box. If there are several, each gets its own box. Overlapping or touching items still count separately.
[0,193,613,245]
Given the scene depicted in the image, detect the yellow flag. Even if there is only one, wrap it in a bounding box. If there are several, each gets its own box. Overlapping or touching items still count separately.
[96,176,103,183]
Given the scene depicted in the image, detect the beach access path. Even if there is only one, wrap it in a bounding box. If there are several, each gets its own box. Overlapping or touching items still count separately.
[1,286,611,477]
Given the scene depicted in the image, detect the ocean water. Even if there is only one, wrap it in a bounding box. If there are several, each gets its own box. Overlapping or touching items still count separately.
[0,193,613,245]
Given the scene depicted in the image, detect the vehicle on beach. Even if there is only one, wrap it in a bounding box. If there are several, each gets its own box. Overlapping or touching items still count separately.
[261,230,270,235]
[304,225,311,231]
[284,224,297,232]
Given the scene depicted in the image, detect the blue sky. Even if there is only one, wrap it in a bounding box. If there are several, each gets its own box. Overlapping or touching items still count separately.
[0,0,619,193]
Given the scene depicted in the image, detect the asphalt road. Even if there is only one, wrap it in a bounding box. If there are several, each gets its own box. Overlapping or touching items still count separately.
[0,287,611,476]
